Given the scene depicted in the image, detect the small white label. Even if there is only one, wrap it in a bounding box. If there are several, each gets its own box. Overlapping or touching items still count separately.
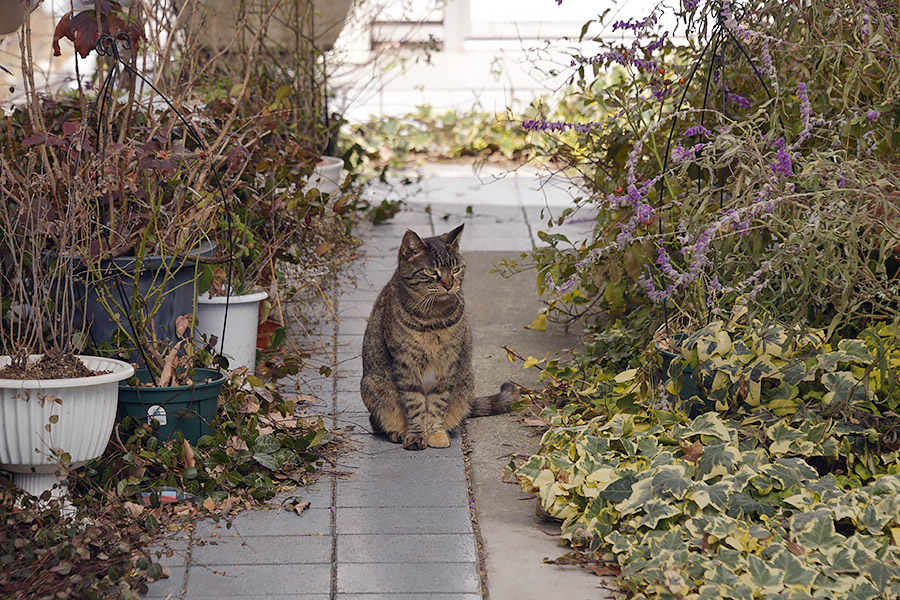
[147,405,167,426]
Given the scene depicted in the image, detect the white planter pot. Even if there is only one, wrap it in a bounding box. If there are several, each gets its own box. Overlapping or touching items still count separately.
[196,290,268,374]
[305,155,345,195]
[0,355,135,497]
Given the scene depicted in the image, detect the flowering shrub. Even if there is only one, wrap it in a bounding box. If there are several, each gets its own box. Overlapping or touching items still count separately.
[523,0,900,362]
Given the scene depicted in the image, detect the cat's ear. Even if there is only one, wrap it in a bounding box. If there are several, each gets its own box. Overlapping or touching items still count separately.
[399,229,426,262]
[440,224,464,251]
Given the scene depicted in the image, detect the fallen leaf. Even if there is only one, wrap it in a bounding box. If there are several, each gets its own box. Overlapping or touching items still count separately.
[293,501,311,517]
[526,313,547,331]
[123,501,144,518]
[182,440,195,469]
[589,564,621,577]
[681,440,704,464]
[523,356,541,369]
[202,497,216,512]
[217,496,235,515]
[786,538,805,556]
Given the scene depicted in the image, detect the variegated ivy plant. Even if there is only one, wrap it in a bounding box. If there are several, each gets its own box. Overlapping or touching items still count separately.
[665,319,900,442]
[516,411,900,600]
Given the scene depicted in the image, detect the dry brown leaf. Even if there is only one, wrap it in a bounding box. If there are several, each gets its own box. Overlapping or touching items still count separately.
[681,440,704,464]
[241,395,260,413]
[156,340,183,387]
[226,436,248,452]
[589,564,621,577]
[217,496,235,515]
[175,314,192,338]
[293,501,311,516]
[182,440,195,469]
[786,538,805,556]
[123,501,144,518]
[202,497,217,512]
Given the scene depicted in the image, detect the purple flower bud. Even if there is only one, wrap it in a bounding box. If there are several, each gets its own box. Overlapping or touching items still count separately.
[866,109,880,121]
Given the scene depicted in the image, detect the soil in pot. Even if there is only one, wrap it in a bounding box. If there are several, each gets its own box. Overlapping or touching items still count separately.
[0,351,106,380]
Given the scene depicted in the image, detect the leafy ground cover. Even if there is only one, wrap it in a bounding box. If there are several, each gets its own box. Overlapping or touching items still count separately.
[502,0,900,597]
[1,371,339,599]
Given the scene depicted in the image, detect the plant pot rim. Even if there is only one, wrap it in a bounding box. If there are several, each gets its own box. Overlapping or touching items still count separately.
[0,355,135,389]
[197,289,269,304]
[316,155,343,167]
[120,367,226,391]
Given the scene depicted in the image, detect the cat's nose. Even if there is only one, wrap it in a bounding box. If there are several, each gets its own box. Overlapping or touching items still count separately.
[441,278,454,291]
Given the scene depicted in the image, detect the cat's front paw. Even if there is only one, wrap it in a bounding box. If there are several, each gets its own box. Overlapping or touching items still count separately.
[427,431,450,448]
[402,433,427,451]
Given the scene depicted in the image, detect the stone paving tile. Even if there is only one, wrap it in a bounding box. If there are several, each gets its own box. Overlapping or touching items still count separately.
[335,392,368,414]
[184,563,331,597]
[337,318,369,336]
[185,596,328,600]
[193,507,332,538]
[336,595,479,600]
[336,506,473,535]
[336,459,469,508]
[143,566,187,598]
[337,562,481,595]
[189,534,332,566]
[337,533,478,564]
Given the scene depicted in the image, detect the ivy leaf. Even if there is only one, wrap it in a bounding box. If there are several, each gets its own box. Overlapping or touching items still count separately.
[727,492,777,518]
[822,372,871,405]
[837,339,873,362]
[863,560,900,594]
[767,421,805,455]
[696,443,742,480]
[794,514,844,551]
[254,435,281,454]
[690,480,730,511]
[744,553,784,593]
[688,413,732,441]
[651,465,691,500]
[769,548,818,588]
[599,473,637,503]
[253,452,279,470]
[638,498,681,529]
[761,457,818,491]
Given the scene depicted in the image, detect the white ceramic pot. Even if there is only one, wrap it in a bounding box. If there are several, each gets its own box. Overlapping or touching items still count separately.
[0,355,135,497]
[196,290,268,374]
[0,0,41,36]
[305,155,345,194]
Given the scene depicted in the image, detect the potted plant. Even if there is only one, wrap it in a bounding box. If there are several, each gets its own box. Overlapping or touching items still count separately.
[0,170,134,500]
[195,265,270,374]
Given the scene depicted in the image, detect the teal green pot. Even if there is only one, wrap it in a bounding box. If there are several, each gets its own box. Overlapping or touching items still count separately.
[657,334,711,417]
[118,368,225,445]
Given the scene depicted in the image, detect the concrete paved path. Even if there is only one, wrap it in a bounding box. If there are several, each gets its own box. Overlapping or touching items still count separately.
[142,165,610,599]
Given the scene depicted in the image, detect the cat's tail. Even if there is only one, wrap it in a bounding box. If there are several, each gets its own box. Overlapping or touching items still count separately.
[469,381,521,417]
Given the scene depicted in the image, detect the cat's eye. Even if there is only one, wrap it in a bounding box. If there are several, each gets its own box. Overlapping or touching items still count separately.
[423,268,437,277]
[451,266,461,274]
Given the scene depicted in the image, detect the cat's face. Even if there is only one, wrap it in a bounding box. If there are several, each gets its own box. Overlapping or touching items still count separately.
[397,225,466,302]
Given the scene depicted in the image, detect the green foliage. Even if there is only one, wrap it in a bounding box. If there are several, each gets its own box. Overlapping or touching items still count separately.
[84,372,333,503]
[516,411,900,600]
[522,0,900,360]
[664,319,900,447]
[0,484,157,599]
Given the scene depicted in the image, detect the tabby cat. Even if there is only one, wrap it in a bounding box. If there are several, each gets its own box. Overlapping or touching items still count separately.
[361,224,519,450]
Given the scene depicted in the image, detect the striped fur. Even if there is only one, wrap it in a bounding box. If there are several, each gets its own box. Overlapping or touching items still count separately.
[361,225,518,450]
